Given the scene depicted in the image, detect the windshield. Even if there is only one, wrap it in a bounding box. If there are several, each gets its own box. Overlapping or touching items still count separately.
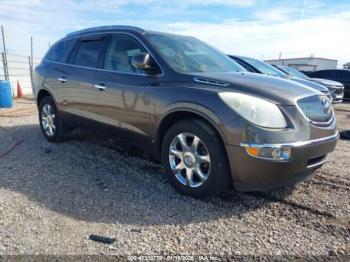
[146,34,245,73]
[241,57,287,78]
[281,66,308,79]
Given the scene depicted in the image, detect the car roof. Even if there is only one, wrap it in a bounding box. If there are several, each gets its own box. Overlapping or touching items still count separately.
[65,25,147,38]
[65,25,191,39]
[313,69,349,72]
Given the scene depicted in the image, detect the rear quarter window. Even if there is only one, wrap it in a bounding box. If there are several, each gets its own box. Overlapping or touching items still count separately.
[45,38,76,63]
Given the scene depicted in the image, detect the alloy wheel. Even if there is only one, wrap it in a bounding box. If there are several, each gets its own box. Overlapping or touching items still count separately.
[169,132,211,188]
[41,104,56,137]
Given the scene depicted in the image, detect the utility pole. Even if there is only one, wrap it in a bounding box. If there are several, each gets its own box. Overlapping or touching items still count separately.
[1,25,9,80]
[1,52,7,81]
[1,26,7,54]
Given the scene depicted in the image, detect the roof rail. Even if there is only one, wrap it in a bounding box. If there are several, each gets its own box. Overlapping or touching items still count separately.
[65,25,145,37]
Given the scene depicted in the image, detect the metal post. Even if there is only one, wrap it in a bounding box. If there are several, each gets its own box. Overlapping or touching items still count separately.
[1,26,7,54]
[1,52,9,81]
[30,36,33,68]
[30,37,34,88]
[28,56,34,89]
[1,26,9,81]
[2,52,13,96]
[1,52,6,79]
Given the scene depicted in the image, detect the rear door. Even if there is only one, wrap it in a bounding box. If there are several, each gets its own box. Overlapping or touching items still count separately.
[90,33,162,147]
[43,38,76,106]
[55,35,106,123]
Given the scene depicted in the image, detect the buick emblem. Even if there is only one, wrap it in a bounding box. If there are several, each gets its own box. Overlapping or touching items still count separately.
[322,97,331,115]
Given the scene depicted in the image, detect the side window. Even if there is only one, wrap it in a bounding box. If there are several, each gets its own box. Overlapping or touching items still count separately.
[284,67,293,75]
[312,71,329,78]
[104,34,146,74]
[321,71,333,78]
[333,70,346,80]
[73,39,104,68]
[45,38,75,62]
[236,60,255,72]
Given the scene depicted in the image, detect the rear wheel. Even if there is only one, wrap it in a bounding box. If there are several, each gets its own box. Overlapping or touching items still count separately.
[39,96,66,142]
[161,119,231,198]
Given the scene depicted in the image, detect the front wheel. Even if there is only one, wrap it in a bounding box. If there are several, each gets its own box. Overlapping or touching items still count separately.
[39,96,66,142]
[161,119,231,198]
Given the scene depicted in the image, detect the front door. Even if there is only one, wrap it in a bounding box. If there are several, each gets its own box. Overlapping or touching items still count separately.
[91,33,161,147]
[58,36,106,123]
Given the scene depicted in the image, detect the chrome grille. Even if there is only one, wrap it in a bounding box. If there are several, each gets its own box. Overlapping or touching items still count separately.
[297,95,333,124]
[335,89,343,95]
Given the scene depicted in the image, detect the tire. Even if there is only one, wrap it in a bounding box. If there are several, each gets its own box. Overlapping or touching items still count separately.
[39,96,66,142]
[161,119,231,198]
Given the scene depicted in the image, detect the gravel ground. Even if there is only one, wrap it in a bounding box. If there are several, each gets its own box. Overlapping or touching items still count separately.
[0,98,349,259]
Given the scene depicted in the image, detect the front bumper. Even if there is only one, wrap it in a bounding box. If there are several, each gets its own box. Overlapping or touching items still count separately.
[225,131,338,191]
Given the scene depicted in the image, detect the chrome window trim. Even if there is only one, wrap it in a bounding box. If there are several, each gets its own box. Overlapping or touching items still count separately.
[46,60,160,77]
[240,130,339,149]
[44,31,164,77]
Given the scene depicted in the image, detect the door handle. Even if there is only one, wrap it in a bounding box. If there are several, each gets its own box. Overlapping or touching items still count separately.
[94,84,106,91]
[58,77,67,83]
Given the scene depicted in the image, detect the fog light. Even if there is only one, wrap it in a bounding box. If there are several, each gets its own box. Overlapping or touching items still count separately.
[244,146,291,161]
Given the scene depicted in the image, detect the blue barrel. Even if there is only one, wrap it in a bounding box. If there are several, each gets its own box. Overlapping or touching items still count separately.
[0,80,13,108]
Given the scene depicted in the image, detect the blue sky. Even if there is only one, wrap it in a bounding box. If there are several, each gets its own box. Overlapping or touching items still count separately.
[1,0,350,66]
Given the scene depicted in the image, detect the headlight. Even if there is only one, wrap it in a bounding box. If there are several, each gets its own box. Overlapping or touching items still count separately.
[218,92,287,128]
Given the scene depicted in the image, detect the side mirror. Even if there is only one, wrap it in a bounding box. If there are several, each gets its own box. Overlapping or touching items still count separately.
[131,53,152,70]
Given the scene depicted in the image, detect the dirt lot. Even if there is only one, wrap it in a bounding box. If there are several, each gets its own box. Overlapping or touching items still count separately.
[0,98,349,259]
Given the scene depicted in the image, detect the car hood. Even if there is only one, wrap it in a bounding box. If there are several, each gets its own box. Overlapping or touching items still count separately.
[290,77,329,92]
[309,78,344,87]
[191,72,319,105]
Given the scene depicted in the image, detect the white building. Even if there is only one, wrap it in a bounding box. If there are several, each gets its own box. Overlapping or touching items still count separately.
[265,57,337,72]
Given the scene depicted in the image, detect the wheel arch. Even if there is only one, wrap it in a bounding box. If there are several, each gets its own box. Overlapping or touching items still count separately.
[156,108,233,192]
[156,108,229,159]
[36,89,54,108]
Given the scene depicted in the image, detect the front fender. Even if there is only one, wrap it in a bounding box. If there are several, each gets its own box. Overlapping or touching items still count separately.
[157,101,238,145]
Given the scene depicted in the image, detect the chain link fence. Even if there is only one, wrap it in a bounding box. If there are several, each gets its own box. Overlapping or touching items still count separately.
[0,52,41,96]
